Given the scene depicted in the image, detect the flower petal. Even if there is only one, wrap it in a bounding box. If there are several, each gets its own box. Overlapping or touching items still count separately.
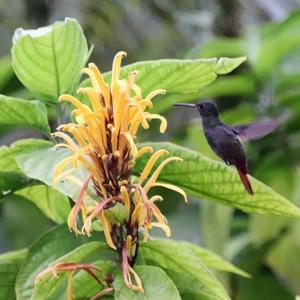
[144,156,183,192]
[152,182,188,203]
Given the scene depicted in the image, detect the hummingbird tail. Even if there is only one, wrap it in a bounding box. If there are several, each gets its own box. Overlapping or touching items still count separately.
[237,169,254,195]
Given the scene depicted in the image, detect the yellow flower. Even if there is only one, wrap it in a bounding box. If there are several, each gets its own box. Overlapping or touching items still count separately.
[52,51,187,292]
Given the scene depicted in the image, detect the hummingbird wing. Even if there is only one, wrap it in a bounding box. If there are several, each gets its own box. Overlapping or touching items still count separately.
[231,113,291,143]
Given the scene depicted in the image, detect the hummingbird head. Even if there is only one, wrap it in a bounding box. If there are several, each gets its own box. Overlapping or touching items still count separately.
[174,100,219,118]
[195,100,219,118]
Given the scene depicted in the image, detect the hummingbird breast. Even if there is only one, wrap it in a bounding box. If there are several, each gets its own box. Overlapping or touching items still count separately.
[204,125,248,173]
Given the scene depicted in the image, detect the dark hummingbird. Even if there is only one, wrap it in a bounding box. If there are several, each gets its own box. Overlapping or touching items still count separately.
[174,100,289,195]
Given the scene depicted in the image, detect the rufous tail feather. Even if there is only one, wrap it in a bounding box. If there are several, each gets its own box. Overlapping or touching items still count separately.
[237,168,253,195]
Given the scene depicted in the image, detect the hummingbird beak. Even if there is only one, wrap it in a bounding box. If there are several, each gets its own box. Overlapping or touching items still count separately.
[173,103,196,108]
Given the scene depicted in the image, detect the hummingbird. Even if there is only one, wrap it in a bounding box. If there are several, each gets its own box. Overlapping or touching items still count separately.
[174,100,289,195]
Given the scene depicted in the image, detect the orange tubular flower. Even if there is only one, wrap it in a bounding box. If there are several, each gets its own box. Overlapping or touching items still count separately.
[50,51,187,292]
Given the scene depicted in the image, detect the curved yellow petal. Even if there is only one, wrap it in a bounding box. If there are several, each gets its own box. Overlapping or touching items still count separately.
[151,222,171,237]
[138,150,168,185]
[77,87,102,113]
[136,146,153,158]
[152,182,188,203]
[53,155,75,181]
[121,186,131,210]
[144,113,167,133]
[149,195,163,203]
[144,156,183,192]
[59,94,92,114]
[99,211,116,250]
[88,63,110,106]
[132,84,142,99]
[52,132,78,152]
[111,51,127,88]
[122,132,137,156]
[145,89,166,102]
[81,67,101,92]
[127,71,138,97]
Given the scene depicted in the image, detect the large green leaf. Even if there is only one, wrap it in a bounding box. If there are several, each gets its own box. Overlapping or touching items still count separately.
[114,265,181,300]
[139,240,230,300]
[0,95,49,134]
[152,75,255,113]
[15,141,300,217]
[15,225,107,300]
[135,142,300,217]
[0,249,27,300]
[178,241,249,278]
[15,145,88,200]
[80,56,246,112]
[12,18,89,102]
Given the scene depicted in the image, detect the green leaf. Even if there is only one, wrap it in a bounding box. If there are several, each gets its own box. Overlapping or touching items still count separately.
[104,202,129,225]
[200,203,233,256]
[213,57,246,75]
[0,146,31,195]
[139,240,230,300]
[250,11,300,78]
[80,57,246,113]
[0,95,50,134]
[195,75,256,98]
[15,145,88,200]
[0,249,27,300]
[249,214,288,247]
[178,241,250,278]
[15,225,107,300]
[198,37,246,58]
[11,138,52,154]
[0,55,14,91]
[235,272,293,300]
[32,241,115,300]
[104,57,246,95]
[12,18,89,102]
[0,249,28,261]
[2,196,53,249]
[16,141,300,217]
[162,270,214,300]
[266,223,300,294]
[0,139,52,196]
[114,265,181,300]
[135,142,300,217]
[148,73,256,113]
[2,185,70,224]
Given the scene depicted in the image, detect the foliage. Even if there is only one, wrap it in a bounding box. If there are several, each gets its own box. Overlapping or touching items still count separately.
[0,13,299,300]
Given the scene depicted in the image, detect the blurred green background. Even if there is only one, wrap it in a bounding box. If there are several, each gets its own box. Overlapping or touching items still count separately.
[1,0,300,299]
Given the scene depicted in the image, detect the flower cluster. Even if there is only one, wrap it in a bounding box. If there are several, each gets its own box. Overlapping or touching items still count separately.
[39,51,186,295]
